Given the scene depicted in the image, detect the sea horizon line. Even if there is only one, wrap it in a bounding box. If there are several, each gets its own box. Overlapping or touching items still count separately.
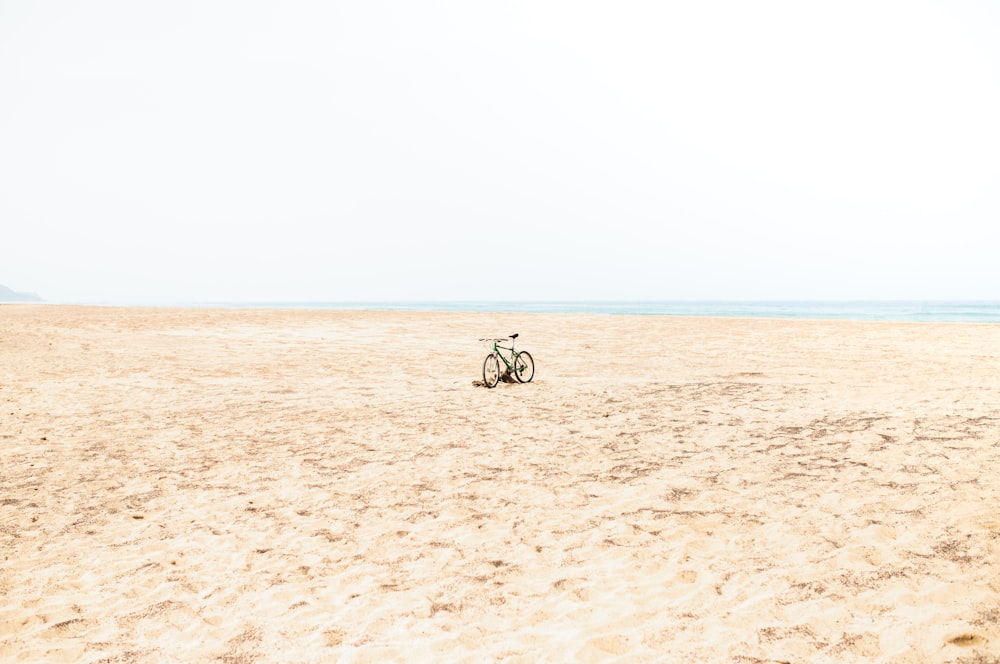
[13,299,1000,323]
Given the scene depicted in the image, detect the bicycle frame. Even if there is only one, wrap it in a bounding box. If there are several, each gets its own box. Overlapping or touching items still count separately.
[489,339,518,372]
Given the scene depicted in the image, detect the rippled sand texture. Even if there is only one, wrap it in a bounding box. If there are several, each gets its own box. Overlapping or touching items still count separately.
[2,305,999,662]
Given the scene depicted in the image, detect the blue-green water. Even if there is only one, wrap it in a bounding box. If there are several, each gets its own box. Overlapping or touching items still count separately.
[174,300,1000,322]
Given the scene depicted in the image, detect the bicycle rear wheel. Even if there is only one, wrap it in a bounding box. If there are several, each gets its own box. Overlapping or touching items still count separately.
[483,353,501,388]
[513,351,534,383]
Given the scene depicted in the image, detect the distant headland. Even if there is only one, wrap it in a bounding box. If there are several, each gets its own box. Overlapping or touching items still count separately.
[0,284,43,302]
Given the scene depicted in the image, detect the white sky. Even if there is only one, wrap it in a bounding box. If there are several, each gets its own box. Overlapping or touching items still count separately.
[2,1,999,303]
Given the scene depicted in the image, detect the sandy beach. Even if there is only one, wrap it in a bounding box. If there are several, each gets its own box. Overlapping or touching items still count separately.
[1,305,998,662]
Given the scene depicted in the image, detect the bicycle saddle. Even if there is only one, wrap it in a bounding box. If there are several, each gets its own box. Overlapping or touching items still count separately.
[510,333,519,339]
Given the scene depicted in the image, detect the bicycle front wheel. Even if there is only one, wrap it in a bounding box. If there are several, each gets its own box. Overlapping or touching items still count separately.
[483,353,501,388]
[513,351,534,383]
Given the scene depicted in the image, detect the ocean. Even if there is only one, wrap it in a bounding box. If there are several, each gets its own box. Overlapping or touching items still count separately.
[167,300,1000,323]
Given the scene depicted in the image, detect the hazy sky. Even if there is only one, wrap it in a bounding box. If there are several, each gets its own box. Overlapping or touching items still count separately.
[2,1,999,303]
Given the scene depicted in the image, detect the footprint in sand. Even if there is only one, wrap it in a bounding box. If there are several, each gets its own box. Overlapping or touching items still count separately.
[40,618,90,639]
[582,634,632,657]
[947,632,986,648]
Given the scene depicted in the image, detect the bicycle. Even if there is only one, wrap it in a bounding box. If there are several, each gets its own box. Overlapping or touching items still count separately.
[479,333,534,388]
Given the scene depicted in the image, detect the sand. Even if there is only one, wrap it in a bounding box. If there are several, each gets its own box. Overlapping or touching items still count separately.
[1,304,999,662]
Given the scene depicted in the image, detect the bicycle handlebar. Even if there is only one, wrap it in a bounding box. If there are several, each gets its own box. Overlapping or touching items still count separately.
[479,334,519,342]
